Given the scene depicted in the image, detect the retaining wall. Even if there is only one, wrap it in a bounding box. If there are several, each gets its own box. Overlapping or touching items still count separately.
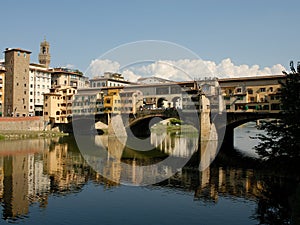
[0,117,44,131]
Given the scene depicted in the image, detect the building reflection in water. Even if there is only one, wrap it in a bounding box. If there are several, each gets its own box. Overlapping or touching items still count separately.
[0,134,298,224]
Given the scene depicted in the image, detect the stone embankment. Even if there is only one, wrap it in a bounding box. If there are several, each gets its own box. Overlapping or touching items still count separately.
[0,117,67,140]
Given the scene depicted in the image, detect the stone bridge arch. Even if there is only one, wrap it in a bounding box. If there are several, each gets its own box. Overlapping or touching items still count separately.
[221,112,282,150]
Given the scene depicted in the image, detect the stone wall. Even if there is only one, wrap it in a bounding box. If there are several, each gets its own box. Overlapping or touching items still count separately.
[0,117,44,131]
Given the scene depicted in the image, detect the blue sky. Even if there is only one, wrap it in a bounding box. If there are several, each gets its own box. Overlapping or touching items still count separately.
[1,0,300,78]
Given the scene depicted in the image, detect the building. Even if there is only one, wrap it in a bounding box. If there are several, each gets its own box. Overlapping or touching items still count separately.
[0,66,5,117]
[72,88,105,115]
[38,38,51,68]
[219,75,285,112]
[90,72,132,88]
[103,87,123,114]
[137,76,174,84]
[43,86,77,124]
[119,90,143,114]
[50,67,89,89]
[29,63,52,116]
[4,48,31,117]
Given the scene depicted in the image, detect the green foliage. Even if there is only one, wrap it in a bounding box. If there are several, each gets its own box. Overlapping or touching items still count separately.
[255,72,300,162]
[169,118,183,125]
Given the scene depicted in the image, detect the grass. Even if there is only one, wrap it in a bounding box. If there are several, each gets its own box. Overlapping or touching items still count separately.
[0,130,68,141]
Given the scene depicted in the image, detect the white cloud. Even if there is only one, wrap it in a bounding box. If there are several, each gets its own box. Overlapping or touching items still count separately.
[87,58,286,82]
[87,59,120,77]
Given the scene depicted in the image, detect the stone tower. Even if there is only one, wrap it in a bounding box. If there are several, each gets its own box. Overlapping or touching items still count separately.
[38,38,51,68]
[4,48,31,117]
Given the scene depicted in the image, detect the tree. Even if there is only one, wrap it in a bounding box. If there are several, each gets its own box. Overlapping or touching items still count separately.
[255,65,300,164]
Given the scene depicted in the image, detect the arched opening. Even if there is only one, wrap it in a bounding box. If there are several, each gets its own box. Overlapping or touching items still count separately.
[157,98,167,109]
[171,96,181,109]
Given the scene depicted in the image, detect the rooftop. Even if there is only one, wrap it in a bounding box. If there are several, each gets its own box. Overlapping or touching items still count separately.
[4,48,32,54]
[218,74,286,83]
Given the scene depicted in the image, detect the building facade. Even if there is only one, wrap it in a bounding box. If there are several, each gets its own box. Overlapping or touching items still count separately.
[50,67,89,89]
[29,63,52,116]
[219,75,285,113]
[4,48,31,117]
[43,86,77,124]
[0,66,5,117]
[90,72,132,88]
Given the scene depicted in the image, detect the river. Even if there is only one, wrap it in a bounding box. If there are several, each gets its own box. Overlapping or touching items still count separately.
[0,123,299,225]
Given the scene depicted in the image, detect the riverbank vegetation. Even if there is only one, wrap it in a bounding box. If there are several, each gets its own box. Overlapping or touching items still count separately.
[0,130,68,140]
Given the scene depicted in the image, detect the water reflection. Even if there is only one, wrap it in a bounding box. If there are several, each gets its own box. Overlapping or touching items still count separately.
[0,135,298,224]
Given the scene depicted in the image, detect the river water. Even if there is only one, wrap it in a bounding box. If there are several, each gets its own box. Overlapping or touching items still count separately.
[0,123,299,225]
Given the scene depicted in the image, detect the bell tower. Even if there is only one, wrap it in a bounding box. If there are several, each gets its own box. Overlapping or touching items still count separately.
[38,37,51,68]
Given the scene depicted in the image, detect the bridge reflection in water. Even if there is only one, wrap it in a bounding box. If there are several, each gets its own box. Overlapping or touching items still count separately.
[0,136,299,224]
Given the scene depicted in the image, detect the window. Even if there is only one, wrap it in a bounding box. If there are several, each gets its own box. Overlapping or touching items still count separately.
[24,83,26,87]
[236,88,242,93]
[248,89,253,94]
[30,99,33,102]
[226,105,231,110]
[260,88,266,92]
[30,92,33,95]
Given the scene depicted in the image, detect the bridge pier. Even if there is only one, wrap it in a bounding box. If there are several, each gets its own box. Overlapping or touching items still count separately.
[221,126,234,151]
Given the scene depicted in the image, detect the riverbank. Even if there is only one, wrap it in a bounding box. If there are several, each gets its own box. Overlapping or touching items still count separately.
[0,130,68,141]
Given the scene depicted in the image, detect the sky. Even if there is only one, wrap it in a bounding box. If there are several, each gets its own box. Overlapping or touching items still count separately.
[1,0,300,81]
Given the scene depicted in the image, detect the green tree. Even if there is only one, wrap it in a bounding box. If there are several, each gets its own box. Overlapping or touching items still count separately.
[255,69,300,164]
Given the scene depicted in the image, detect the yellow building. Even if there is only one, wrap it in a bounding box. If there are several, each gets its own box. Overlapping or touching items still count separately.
[44,86,77,124]
[103,87,123,114]
[219,75,285,113]
[0,66,5,117]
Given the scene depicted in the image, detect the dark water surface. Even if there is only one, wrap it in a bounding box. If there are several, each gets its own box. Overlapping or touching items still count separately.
[0,127,299,225]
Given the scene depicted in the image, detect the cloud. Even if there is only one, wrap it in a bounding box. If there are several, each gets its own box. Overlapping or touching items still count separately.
[87,58,286,82]
[87,59,120,77]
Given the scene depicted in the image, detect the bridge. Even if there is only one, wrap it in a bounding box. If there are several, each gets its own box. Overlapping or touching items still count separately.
[70,74,285,154]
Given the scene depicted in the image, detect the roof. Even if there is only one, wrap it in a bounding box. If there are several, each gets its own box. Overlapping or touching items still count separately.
[218,75,286,83]
[137,76,174,83]
[4,48,32,54]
